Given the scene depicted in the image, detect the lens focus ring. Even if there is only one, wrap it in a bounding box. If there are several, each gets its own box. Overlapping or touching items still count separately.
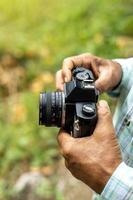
[39,92,63,127]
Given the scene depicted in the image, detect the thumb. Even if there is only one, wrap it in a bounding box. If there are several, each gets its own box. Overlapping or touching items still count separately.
[95,70,109,93]
[94,100,114,138]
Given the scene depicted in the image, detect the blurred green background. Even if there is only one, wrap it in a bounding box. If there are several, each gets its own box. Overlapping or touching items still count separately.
[0,0,132,199]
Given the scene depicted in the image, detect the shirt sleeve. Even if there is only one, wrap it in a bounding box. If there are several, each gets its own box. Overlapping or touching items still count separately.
[101,162,133,200]
[108,58,133,98]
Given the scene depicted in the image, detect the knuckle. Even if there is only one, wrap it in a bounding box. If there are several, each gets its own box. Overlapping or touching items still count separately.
[81,52,92,57]
[102,109,110,117]
[81,54,91,62]
[63,57,71,65]
[99,108,111,120]
[63,145,70,156]
[62,142,73,157]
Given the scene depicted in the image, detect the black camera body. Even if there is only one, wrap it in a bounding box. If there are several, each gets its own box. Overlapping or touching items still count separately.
[39,67,99,138]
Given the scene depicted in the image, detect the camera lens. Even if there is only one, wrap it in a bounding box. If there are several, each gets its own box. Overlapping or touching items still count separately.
[39,92,64,127]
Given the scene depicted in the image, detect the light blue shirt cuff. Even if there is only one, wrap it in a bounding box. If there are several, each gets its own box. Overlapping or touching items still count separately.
[101,162,133,200]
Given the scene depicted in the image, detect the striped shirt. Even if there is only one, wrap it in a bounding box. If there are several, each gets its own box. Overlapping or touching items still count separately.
[93,58,133,200]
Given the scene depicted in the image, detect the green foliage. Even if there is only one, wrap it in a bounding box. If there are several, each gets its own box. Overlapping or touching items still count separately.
[0,0,132,65]
[0,0,132,199]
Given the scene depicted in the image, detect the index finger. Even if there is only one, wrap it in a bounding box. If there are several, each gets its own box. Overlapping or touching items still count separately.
[62,55,84,82]
[57,129,73,148]
[56,70,64,91]
[62,53,99,82]
[57,129,74,158]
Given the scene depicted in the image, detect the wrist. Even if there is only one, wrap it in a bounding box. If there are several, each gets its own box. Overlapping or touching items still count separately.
[95,159,122,194]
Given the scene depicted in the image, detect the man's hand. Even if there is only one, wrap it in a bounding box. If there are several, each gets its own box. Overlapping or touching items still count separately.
[56,53,122,92]
[57,100,122,194]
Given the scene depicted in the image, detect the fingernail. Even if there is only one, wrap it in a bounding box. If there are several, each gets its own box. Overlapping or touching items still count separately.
[99,100,109,109]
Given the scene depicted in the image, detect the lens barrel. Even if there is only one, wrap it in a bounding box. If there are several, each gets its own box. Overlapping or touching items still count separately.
[39,92,63,127]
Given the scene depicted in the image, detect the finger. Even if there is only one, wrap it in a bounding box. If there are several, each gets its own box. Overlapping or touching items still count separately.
[62,56,83,82]
[90,59,100,79]
[56,70,64,91]
[94,100,114,137]
[62,54,100,82]
[79,53,100,78]
[95,67,109,92]
[57,129,74,149]
[57,129,74,158]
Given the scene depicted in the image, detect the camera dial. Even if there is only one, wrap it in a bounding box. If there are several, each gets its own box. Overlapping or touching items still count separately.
[82,104,95,117]
[76,71,90,81]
